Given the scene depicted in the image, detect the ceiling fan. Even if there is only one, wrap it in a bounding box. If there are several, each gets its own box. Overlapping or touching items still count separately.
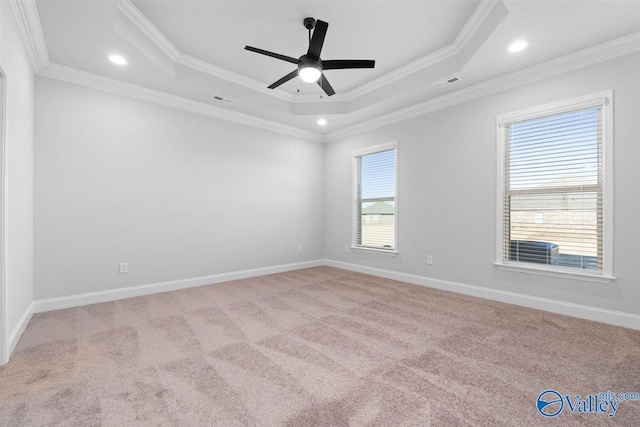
[244,17,375,97]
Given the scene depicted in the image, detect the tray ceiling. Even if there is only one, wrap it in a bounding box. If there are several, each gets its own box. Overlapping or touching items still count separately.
[23,0,640,139]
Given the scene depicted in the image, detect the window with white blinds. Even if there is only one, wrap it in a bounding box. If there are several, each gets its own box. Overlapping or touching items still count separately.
[497,92,613,278]
[353,142,397,251]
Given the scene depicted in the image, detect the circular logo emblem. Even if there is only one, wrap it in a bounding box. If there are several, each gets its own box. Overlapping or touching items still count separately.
[537,390,564,417]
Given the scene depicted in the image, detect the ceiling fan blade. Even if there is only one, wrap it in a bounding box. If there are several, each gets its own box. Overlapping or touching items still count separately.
[321,60,375,70]
[317,74,335,96]
[245,46,298,64]
[268,69,299,89]
[307,20,328,60]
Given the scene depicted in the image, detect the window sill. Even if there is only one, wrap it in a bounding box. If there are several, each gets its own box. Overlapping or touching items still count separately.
[351,246,398,256]
[494,261,615,283]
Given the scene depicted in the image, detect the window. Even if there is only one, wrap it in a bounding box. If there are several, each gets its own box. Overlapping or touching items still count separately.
[496,92,613,281]
[353,142,397,252]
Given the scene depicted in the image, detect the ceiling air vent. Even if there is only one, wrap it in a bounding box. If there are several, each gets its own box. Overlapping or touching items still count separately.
[434,75,461,89]
[211,95,233,104]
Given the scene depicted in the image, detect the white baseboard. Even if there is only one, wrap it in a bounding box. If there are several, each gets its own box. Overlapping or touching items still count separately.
[16,257,639,363]
[33,259,324,314]
[6,301,34,362]
[325,259,640,331]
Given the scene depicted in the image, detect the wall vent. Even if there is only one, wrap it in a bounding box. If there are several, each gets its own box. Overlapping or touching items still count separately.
[434,75,461,89]
[212,95,233,104]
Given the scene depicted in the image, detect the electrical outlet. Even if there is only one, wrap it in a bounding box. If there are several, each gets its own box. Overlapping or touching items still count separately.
[427,255,433,265]
[119,262,128,274]
[298,245,303,253]
[344,246,350,254]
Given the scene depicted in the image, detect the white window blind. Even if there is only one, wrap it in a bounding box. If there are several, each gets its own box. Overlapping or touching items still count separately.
[501,104,604,271]
[353,143,397,251]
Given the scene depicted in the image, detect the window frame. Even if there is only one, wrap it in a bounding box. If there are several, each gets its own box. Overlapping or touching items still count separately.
[495,91,615,283]
[352,141,399,255]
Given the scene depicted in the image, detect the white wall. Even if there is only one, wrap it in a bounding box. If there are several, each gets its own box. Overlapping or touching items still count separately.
[0,0,35,360]
[325,53,640,316]
[34,77,324,300]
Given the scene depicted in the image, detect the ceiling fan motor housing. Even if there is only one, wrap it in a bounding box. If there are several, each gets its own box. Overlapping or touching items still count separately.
[298,55,322,70]
[303,17,316,30]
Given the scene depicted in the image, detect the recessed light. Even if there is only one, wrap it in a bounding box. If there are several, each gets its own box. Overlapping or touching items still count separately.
[508,40,528,53]
[108,54,127,65]
[317,118,327,126]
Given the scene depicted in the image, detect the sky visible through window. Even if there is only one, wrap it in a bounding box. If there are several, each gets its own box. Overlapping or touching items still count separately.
[361,149,395,199]
[509,107,599,190]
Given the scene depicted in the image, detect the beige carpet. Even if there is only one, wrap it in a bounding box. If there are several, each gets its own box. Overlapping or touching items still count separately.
[1,267,639,426]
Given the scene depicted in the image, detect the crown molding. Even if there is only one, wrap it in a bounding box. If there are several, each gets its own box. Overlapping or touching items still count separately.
[117,0,179,61]
[37,63,324,143]
[338,0,503,102]
[14,0,639,145]
[7,0,502,107]
[30,30,640,145]
[117,0,294,101]
[339,46,458,102]
[324,31,640,142]
[115,0,502,105]
[455,0,501,48]
[7,0,49,72]
[177,54,294,102]
[270,0,505,105]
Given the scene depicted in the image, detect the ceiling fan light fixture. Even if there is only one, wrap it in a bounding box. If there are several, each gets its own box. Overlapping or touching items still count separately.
[299,65,322,83]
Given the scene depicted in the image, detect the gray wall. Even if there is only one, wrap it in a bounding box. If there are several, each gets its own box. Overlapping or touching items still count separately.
[34,77,324,300]
[1,0,35,348]
[325,53,640,316]
[31,51,640,319]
